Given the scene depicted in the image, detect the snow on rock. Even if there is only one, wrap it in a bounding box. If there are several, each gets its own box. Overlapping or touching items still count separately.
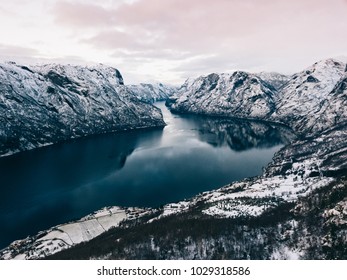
[256,72,290,90]
[0,62,165,157]
[323,196,347,226]
[270,245,302,260]
[126,83,177,103]
[202,174,333,218]
[204,204,270,218]
[271,58,347,135]
[168,59,347,137]
[167,72,276,120]
[155,201,191,220]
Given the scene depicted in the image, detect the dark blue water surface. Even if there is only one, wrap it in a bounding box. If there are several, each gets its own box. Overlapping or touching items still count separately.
[0,102,294,248]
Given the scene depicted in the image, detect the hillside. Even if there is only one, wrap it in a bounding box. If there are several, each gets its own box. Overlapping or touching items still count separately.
[0,62,165,157]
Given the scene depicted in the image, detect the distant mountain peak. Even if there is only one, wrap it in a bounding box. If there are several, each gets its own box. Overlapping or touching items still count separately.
[313,57,344,66]
[256,72,290,91]
[126,82,177,103]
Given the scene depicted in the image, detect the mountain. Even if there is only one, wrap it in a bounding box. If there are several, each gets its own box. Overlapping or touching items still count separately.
[168,72,277,120]
[0,62,165,157]
[126,83,177,103]
[271,59,347,135]
[256,72,290,90]
[168,59,347,136]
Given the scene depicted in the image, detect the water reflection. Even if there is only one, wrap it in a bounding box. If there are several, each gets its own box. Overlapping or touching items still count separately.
[0,102,295,248]
[0,129,164,211]
[193,118,294,151]
[0,128,163,248]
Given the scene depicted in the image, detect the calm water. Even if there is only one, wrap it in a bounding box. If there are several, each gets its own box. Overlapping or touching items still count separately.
[0,102,294,248]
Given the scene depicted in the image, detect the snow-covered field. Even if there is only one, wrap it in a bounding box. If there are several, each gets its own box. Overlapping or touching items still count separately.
[0,207,153,260]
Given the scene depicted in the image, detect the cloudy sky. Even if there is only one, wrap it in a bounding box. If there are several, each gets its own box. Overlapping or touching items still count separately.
[1,0,347,84]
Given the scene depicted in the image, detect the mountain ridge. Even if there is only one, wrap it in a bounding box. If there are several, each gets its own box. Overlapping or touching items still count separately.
[126,82,177,103]
[0,62,165,157]
[167,58,347,136]
[168,71,277,120]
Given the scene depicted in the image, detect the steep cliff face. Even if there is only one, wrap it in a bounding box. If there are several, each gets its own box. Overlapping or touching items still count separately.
[0,62,165,157]
[168,72,277,119]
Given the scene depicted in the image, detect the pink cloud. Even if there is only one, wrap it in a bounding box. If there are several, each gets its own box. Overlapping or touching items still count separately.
[0,44,39,57]
[69,0,347,49]
[53,1,116,27]
[50,0,347,81]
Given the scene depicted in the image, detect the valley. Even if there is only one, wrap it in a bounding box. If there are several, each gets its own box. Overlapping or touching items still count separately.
[0,58,346,260]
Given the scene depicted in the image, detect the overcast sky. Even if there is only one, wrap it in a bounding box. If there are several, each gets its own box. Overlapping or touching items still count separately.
[1,0,347,85]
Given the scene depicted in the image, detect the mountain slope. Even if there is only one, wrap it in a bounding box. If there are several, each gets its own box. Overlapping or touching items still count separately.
[168,72,277,120]
[168,59,347,136]
[0,62,165,157]
[271,59,347,135]
[126,83,177,103]
[256,72,290,90]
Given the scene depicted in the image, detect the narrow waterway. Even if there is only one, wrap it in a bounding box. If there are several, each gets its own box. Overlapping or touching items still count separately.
[0,102,294,248]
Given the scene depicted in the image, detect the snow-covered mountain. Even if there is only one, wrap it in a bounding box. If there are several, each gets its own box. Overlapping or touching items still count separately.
[256,72,290,90]
[126,83,177,103]
[168,72,277,120]
[271,59,347,135]
[0,62,165,157]
[168,59,347,136]
[1,59,347,260]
